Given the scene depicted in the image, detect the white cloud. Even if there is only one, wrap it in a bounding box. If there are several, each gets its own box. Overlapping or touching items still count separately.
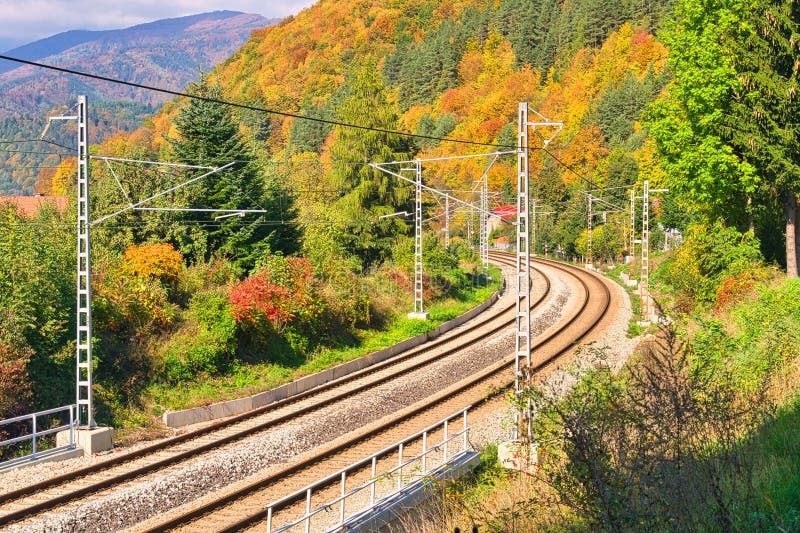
[0,0,316,50]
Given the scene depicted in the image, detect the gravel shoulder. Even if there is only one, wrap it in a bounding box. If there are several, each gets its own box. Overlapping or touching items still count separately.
[469,265,640,449]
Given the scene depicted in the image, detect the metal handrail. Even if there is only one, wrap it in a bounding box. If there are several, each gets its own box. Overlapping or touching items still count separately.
[266,407,471,533]
[0,405,76,468]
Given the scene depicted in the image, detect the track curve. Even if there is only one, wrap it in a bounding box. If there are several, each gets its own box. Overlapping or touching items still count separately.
[129,254,614,533]
[1,255,550,530]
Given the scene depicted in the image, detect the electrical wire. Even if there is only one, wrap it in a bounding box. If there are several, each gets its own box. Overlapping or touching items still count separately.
[3,149,66,156]
[0,54,519,151]
[540,147,602,191]
[0,138,76,151]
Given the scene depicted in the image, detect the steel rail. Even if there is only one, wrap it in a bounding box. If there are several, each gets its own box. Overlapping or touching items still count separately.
[134,256,612,532]
[0,256,544,526]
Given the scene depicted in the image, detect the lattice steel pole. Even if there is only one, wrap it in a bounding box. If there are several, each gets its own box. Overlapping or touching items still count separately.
[75,95,95,428]
[444,195,450,248]
[480,169,489,272]
[413,159,425,317]
[467,205,474,247]
[587,194,593,267]
[639,181,667,321]
[515,103,562,441]
[640,179,650,321]
[630,188,636,259]
[514,104,531,440]
[531,198,537,257]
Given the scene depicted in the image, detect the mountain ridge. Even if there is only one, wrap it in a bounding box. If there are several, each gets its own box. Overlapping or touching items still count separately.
[0,10,277,194]
[0,11,274,113]
[0,11,262,76]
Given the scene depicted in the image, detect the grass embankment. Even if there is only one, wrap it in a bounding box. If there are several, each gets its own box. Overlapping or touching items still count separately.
[141,270,502,418]
[419,274,800,532]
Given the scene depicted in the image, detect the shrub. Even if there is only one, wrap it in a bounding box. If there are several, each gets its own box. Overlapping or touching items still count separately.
[121,243,182,286]
[727,279,800,395]
[391,235,462,298]
[175,257,239,305]
[93,268,177,334]
[317,260,372,328]
[191,289,237,345]
[714,266,770,314]
[161,290,238,384]
[0,338,32,418]
[228,271,293,329]
[661,222,763,306]
[229,255,323,332]
[529,324,773,531]
[163,331,231,383]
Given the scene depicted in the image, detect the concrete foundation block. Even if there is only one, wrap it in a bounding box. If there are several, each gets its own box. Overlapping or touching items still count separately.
[251,389,282,409]
[0,446,86,473]
[407,311,430,320]
[56,427,114,456]
[207,397,252,420]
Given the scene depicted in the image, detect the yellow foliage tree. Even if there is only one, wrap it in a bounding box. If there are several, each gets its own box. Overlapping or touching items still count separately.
[50,158,77,196]
[121,243,183,285]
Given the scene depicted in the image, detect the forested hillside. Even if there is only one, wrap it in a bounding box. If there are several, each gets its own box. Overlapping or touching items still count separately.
[2,6,799,522]
[102,0,675,267]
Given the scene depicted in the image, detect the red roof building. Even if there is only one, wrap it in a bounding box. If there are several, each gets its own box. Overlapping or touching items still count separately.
[491,205,517,219]
[0,195,68,217]
[493,235,511,249]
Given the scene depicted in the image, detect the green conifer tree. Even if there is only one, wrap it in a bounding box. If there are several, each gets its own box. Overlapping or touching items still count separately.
[327,61,413,266]
[168,75,297,270]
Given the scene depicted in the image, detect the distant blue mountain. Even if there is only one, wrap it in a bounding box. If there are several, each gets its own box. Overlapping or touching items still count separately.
[0,31,101,74]
[0,11,264,76]
[0,10,276,193]
[0,10,274,116]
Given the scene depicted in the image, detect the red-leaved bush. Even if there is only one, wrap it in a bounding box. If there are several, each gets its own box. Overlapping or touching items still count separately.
[228,256,321,331]
[228,271,293,328]
[0,340,32,419]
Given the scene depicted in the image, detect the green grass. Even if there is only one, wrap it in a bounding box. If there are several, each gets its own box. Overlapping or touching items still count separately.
[143,269,503,414]
[744,399,800,530]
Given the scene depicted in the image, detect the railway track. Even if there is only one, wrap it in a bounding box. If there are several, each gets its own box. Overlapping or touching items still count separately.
[0,254,561,530]
[128,254,614,532]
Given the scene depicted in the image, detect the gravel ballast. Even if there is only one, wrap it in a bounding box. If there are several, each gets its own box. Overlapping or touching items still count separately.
[7,262,626,532]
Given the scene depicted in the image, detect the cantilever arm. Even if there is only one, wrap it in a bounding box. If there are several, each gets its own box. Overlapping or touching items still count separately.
[92,161,236,225]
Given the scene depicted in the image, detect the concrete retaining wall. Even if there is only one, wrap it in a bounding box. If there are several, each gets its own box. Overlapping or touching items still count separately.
[163,292,500,428]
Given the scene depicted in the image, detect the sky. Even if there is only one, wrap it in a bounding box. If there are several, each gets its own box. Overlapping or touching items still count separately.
[0,0,317,51]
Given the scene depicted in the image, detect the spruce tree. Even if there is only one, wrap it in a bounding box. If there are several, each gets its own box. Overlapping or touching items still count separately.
[328,61,413,266]
[168,75,297,270]
[722,0,800,276]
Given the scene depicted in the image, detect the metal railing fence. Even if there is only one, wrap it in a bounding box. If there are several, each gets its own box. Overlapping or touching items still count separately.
[266,407,471,533]
[0,405,76,470]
